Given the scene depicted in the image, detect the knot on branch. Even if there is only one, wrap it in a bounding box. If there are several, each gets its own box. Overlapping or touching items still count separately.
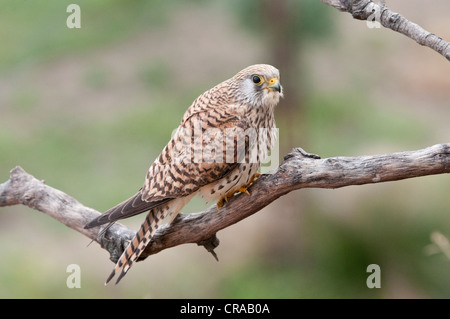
[198,234,220,261]
[283,147,321,162]
[100,226,135,263]
[433,143,450,169]
[351,1,370,20]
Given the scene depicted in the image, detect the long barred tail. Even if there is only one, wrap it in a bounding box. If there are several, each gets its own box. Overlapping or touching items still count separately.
[105,207,165,285]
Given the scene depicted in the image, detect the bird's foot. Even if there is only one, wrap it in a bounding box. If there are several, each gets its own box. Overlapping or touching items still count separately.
[216,173,261,209]
[216,190,235,209]
[247,172,261,185]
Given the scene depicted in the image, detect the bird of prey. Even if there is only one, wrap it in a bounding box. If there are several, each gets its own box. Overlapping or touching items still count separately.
[84,64,283,284]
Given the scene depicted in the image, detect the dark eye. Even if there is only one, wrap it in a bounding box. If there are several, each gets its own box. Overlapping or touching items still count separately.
[252,75,263,85]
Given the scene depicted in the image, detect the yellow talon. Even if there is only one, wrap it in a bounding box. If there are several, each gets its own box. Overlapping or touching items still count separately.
[216,190,234,209]
[249,173,261,184]
[216,173,262,209]
[237,187,250,196]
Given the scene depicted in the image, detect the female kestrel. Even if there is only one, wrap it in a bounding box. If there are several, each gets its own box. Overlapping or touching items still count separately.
[85,64,283,284]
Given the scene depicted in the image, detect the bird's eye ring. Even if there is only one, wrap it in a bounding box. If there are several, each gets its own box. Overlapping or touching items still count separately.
[252,75,264,85]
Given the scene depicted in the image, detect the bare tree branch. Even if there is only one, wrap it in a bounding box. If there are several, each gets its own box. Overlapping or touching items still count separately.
[1,144,449,263]
[319,0,450,61]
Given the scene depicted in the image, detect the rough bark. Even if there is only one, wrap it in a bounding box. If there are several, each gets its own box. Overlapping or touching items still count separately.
[1,144,449,262]
[319,0,450,61]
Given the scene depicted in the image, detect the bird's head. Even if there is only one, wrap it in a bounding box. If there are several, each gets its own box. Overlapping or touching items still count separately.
[230,64,283,110]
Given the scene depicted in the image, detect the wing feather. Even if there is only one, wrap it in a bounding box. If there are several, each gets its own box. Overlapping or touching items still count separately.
[141,110,250,202]
[85,83,251,229]
[84,190,171,228]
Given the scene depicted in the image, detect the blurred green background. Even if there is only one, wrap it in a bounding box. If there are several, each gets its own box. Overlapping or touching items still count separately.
[0,0,449,298]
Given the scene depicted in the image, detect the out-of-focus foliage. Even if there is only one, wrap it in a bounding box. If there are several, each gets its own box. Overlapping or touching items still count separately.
[0,0,172,72]
[230,0,334,42]
[0,0,449,298]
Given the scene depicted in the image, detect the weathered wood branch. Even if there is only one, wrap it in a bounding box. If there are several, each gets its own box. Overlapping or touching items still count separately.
[1,144,449,263]
[319,0,450,61]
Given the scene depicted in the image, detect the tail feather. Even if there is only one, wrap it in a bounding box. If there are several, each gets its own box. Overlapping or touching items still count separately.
[105,208,165,285]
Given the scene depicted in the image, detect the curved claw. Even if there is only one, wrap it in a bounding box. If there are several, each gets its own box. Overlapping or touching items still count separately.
[237,187,250,196]
[216,173,261,209]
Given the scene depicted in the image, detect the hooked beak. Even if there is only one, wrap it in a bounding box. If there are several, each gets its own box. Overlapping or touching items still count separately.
[267,78,281,93]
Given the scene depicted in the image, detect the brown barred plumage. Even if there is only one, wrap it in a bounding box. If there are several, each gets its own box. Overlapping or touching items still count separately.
[85,64,283,284]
